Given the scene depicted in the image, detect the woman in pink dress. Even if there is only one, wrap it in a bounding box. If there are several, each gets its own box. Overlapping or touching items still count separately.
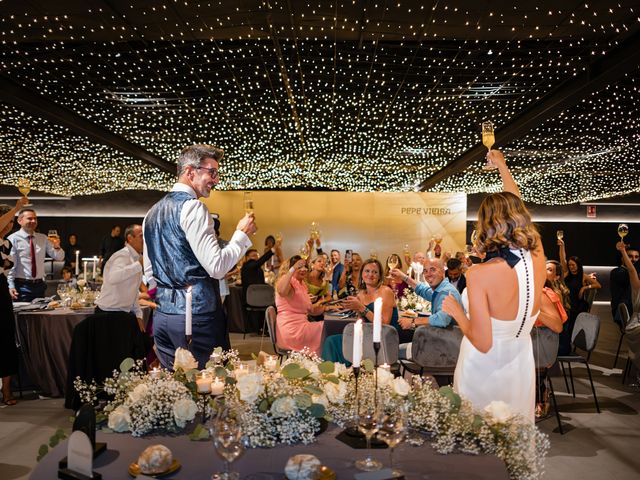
[275,255,326,355]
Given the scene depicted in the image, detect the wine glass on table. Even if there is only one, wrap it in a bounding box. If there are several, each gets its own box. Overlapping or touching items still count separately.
[18,178,32,206]
[481,121,497,170]
[377,408,406,477]
[210,416,244,480]
[355,406,382,471]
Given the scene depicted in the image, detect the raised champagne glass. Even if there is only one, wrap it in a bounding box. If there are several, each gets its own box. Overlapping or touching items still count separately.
[243,191,254,215]
[386,254,399,279]
[18,178,32,206]
[618,224,629,241]
[298,245,309,260]
[481,121,497,171]
[556,230,564,241]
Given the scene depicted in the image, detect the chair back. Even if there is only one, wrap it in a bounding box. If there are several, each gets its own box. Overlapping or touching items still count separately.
[571,312,600,353]
[531,327,559,368]
[410,325,463,370]
[265,306,289,356]
[618,303,631,330]
[583,287,597,312]
[342,323,399,365]
[247,284,275,308]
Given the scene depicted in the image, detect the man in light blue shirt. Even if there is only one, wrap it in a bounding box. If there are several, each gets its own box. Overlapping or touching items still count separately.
[8,208,64,301]
[391,257,463,330]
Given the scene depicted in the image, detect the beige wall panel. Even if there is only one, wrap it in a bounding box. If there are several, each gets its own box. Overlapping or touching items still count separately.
[202,191,466,264]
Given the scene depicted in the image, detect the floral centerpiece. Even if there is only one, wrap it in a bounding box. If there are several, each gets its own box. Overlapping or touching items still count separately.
[399,288,431,313]
[74,348,548,479]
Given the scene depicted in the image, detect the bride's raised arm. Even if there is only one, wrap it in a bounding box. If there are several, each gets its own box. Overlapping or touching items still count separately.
[487,149,520,198]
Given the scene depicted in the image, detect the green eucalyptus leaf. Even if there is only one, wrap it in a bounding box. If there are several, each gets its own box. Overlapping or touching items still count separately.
[318,361,335,374]
[188,423,210,441]
[308,403,326,418]
[362,358,374,372]
[295,394,313,408]
[304,385,324,396]
[49,436,60,448]
[472,414,484,430]
[258,399,270,413]
[324,375,339,385]
[439,385,461,412]
[37,444,48,462]
[214,367,228,378]
[119,358,135,373]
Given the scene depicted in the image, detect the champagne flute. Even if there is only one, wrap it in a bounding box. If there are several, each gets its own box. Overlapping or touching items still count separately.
[377,409,406,477]
[275,232,283,243]
[17,178,32,206]
[402,244,410,257]
[355,406,382,471]
[243,191,254,215]
[481,121,497,171]
[298,245,309,260]
[556,230,564,241]
[618,224,629,241]
[386,254,399,279]
[470,229,478,246]
[210,417,244,480]
[433,233,443,245]
[370,249,378,260]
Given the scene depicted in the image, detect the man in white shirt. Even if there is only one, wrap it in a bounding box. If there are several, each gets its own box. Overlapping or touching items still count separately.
[8,208,64,301]
[143,144,257,369]
[95,224,145,331]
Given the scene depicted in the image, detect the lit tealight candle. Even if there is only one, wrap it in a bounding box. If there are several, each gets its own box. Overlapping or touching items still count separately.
[196,372,212,394]
[150,367,161,379]
[209,352,222,364]
[211,377,225,396]
[380,363,391,371]
[264,355,277,372]
[235,363,249,379]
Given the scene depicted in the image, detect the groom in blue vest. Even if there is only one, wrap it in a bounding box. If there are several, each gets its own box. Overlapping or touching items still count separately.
[143,144,257,369]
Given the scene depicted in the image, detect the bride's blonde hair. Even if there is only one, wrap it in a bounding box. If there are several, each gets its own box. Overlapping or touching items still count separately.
[475,192,539,254]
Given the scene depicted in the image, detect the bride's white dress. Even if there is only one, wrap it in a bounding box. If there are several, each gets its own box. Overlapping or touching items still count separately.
[454,248,537,424]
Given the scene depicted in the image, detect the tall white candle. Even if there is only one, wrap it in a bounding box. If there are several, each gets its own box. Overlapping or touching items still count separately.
[75,251,80,276]
[185,286,193,336]
[353,319,363,368]
[83,261,87,280]
[373,297,382,343]
[92,256,97,279]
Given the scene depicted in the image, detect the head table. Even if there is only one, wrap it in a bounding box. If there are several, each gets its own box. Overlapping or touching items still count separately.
[31,425,508,479]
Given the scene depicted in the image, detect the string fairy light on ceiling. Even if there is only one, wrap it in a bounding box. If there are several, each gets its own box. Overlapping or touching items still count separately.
[0,0,638,203]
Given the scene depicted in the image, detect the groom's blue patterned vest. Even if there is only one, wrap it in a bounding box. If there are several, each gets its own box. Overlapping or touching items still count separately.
[144,191,220,315]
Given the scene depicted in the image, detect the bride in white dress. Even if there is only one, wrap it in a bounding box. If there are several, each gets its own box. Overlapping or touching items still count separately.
[442,150,548,424]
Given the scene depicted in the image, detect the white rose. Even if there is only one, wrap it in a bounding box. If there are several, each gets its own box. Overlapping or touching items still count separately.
[270,396,298,417]
[236,372,264,403]
[376,367,394,388]
[312,393,329,408]
[324,380,348,404]
[173,348,198,371]
[392,377,410,397]
[128,383,149,403]
[333,363,350,379]
[173,398,198,428]
[107,405,131,432]
[484,400,512,423]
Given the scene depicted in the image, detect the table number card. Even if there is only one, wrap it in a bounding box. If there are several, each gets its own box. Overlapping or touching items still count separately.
[58,431,102,480]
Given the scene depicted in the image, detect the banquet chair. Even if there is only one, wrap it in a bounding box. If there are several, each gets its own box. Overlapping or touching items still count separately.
[265,306,291,361]
[531,327,564,434]
[556,312,601,413]
[246,284,275,339]
[399,325,463,382]
[613,303,630,369]
[64,311,148,411]
[583,287,597,312]
[341,323,399,367]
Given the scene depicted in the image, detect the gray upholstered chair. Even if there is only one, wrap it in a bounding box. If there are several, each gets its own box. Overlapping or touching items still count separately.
[341,323,399,366]
[531,327,563,434]
[557,312,601,413]
[399,325,463,380]
[614,303,630,369]
[264,306,291,360]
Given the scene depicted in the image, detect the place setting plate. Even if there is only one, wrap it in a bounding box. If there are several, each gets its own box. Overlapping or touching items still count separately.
[128,459,181,478]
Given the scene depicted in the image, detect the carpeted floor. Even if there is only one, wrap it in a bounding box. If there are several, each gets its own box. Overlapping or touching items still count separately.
[0,302,638,480]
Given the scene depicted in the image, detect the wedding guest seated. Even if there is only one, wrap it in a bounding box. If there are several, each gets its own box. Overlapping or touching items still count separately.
[338,252,362,297]
[275,256,325,355]
[95,224,146,332]
[384,254,408,299]
[58,266,77,289]
[322,258,410,364]
[445,258,466,294]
